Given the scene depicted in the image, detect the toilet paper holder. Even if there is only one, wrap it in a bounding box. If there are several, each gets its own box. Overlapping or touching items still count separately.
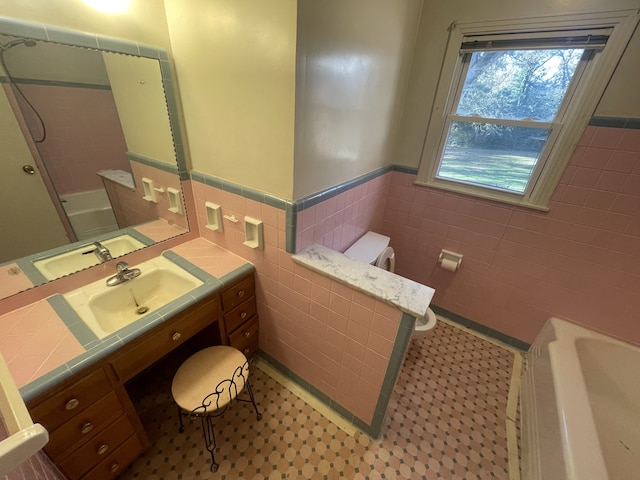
[438,249,463,271]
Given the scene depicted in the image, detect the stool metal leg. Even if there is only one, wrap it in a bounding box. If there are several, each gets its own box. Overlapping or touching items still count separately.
[177,405,185,433]
[244,378,262,421]
[201,415,218,472]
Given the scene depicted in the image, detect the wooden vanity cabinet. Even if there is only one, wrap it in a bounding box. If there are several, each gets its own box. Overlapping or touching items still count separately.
[220,272,259,357]
[110,295,220,382]
[27,365,145,480]
[27,272,259,479]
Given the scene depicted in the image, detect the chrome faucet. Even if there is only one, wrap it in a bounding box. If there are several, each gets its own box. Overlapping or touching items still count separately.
[92,241,112,263]
[106,261,141,287]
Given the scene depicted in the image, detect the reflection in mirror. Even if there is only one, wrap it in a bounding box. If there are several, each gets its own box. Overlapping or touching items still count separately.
[0,27,189,299]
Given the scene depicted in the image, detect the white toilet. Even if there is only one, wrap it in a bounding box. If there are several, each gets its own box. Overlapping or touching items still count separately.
[343,231,436,339]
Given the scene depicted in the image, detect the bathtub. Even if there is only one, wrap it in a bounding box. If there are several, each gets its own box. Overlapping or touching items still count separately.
[60,189,118,240]
[520,317,640,480]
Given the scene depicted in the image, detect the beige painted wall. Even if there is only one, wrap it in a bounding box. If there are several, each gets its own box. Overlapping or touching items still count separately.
[596,24,640,117]
[293,0,422,199]
[103,53,176,165]
[163,0,297,200]
[0,0,172,50]
[394,0,640,169]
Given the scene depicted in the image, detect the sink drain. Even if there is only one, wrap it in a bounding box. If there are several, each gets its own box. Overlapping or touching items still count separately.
[136,306,149,315]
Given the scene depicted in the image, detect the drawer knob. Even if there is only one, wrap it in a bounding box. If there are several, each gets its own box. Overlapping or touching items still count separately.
[172,332,181,341]
[237,290,245,298]
[97,444,109,455]
[240,312,247,319]
[243,330,251,337]
[65,398,80,410]
[110,463,120,473]
[80,422,94,434]
[243,348,250,355]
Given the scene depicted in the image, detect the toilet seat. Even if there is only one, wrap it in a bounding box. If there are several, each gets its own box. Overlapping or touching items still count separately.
[375,246,395,272]
[412,308,437,339]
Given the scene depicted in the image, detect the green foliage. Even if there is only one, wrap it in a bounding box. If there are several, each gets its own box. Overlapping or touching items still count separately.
[450,48,583,151]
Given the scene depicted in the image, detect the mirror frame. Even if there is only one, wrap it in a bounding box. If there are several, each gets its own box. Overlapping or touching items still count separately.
[0,15,190,298]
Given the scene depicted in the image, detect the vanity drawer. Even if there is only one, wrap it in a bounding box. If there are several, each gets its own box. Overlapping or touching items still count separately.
[229,316,258,357]
[111,296,218,382]
[59,414,135,479]
[45,392,123,458]
[30,367,111,432]
[81,434,144,480]
[221,275,254,311]
[223,296,257,334]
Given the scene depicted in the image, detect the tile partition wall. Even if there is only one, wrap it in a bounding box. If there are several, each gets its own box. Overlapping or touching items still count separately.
[190,172,414,436]
[383,118,640,346]
[102,156,188,230]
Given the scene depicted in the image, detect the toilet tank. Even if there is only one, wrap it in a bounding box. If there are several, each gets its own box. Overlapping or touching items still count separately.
[343,232,390,265]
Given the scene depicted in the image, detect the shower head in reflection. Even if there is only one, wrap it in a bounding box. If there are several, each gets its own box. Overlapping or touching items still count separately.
[0,38,45,143]
[0,38,37,51]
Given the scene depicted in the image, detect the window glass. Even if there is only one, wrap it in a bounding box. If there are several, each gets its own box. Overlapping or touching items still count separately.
[436,48,584,193]
[438,122,550,193]
[456,49,584,122]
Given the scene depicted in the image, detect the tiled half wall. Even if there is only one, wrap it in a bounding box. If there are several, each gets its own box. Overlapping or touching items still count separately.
[190,115,640,350]
[189,174,413,436]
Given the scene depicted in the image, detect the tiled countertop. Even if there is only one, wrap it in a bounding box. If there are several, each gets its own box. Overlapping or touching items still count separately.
[0,239,251,402]
[292,244,434,319]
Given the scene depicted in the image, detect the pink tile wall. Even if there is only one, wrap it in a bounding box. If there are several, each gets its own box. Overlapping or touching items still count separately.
[103,163,188,230]
[382,126,640,345]
[296,174,390,252]
[191,179,403,423]
[17,84,130,195]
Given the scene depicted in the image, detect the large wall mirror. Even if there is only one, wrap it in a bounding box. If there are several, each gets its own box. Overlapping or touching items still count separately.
[0,17,190,300]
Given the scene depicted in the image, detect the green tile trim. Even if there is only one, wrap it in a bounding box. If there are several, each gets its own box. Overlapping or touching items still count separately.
[0,16,188,177]
[296,165,393,211]
[218,263,256,288]
[126,151,179,174]
[364,312,414,439]
[47,295,99,347]
[0,16,163,60]
[19,364,72,402]
[392,164,419,175]
[256,350,358,426]
[589,116,640,129]
[257,311,411,442]
[0,17,48,42]
[190,172,292,215]
[429,304,530,351]
[0,77,110,89]
[285,203,297,254]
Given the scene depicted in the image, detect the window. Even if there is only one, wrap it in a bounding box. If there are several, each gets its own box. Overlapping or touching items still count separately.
[416,12,639,209]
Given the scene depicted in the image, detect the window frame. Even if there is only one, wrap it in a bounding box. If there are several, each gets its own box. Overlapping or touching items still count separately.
[415,11,639,210]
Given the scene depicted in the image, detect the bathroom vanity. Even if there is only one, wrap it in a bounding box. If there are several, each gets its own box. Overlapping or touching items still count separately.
[25,269,258,480]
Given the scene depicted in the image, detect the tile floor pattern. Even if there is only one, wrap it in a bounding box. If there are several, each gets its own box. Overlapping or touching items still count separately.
[120,319,519,479]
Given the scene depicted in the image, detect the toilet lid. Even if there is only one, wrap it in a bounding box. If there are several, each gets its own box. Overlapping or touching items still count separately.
[375,247,395,272]
[343,232,390,265]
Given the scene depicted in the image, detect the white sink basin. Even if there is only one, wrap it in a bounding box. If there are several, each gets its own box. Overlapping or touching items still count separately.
[33,234,146,281]
[63,256,204,339]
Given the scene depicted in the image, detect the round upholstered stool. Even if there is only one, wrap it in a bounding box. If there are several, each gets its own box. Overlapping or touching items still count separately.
[171,346,262,472]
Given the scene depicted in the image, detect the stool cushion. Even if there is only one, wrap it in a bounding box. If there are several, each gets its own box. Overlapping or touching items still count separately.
[172,346,248,413]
